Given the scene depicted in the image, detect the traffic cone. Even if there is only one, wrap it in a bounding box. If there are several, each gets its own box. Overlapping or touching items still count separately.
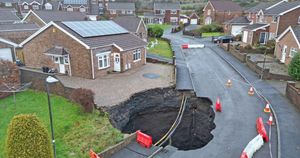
[248,86,254,96]
[226,79,232,87]
[264,103,271,113]
[267,114,274,126]
[215,97,222,112]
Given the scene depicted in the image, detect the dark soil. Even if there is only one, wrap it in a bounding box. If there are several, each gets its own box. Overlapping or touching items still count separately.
[107,87,215,151]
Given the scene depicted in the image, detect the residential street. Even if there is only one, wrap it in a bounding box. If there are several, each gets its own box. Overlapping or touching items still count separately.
[157,31,300,158]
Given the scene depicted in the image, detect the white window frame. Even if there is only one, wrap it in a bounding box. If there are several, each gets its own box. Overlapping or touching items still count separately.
[5,2,12,7]
[64,55,69,65]
[79,6,86,12]
[53,56,59,63]
[66,6,73,11]
[290,47,298,58]
[207,9,211,15]
[170,17,178,23]
[272,16,278,23]
[127,10,133,14]
[133,49,141,62]
[171,10,177,15]
[32,4,39,10]
[161,10,165,15]
[45,3,52,10]
[110,10,116,14]
[23,4,29,9]
[97,52,110,69]
[121,10,126,14]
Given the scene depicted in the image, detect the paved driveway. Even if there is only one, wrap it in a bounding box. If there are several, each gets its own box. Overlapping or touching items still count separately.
[57,63,174,107]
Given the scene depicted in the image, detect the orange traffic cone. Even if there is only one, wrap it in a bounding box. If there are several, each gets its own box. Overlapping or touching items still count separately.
[264,103,271,113]
[226,79,232,87]
[215,97,222,112]
[248,86,254,96]
[267,114,274,126]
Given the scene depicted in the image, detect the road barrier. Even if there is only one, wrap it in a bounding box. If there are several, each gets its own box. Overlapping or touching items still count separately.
[181,44,205,49]
[256,117,268,142]
[240,134,264,158]
[136,130,152,148]
[90,149,100,158]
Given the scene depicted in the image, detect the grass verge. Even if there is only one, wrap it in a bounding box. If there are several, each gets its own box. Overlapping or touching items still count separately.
[202,32,224,37]
[148,37,173,59]
[0,90,123,158]
[147,24,171,30]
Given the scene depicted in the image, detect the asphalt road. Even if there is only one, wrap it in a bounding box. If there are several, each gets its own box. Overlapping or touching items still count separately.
[155,32,291,158]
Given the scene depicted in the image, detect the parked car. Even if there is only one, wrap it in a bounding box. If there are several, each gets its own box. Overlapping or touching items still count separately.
[213,35,234,43]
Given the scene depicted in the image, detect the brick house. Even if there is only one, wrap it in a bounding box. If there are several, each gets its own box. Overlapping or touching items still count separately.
[203,0,242,25]
[0,8,20,24]
[224,16,250,36]
[0,23,39,61]
[242,24,270,45]
[19,21,147,79]
[275,26,300,65]
[0,0,18,8]
[22,10,87,27]
[44,0,61,11]
[106,2,135,18]
[18,0,43,14]
[113,16,147,42]
[61,0,99,20]
[154,2,180,25]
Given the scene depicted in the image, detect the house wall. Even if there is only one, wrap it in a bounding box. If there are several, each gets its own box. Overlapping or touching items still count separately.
[19,4,42,13]
[92,46,115,78]
[61,6,89,13]
[22,25,93,79]
[265,16,277,36]
[121,47,146,71]
[136,21,147,41]
[106,9,136,19]
[278,8,300,36]
[203,2,215,23]
[275,31,299,65]
[24,13,45,27]
[214,11,242,24]
[164,10,180,25]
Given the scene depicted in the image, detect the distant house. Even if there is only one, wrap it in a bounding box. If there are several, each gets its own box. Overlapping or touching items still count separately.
[224,16,250,36]
[154,2,180,25]
[0,8,20,24]
[113,16,147,41]
[0,0,18,8]
[61,0,89,13]
[189,12,199,25]
[242,24,270,45]
[18,0,43,14]
[203,0,242,25]
[44,0,61,11]
[142,12,164,24]
[22,10,87,27]
[106,2,135,18]
[0,23,39,61]
[275,26,300,65]
[180,14,189,24]
[19,21,147,79]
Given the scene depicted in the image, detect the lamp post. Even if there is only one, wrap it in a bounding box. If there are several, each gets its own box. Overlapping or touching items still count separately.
[46,76,59,158]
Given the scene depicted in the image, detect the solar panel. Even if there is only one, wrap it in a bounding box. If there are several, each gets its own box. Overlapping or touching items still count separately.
[62,21,129,37]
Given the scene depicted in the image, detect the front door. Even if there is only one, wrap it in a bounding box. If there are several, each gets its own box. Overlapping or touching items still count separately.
[280,45,287,63]
[259,32,268,44]
[114,53,121,72]
[59,57,65,73]
[205,17,212,25]
[243,31,248,43]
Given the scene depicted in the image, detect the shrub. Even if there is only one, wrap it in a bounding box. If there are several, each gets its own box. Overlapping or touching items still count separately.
[70,88,95,113]
[198,23,223,33]
[244,44,252,50]
[148,26,164,38]
[289,53,300,80]
[6,114,53,158]
[0,60,20,99]
[235,34,242,41]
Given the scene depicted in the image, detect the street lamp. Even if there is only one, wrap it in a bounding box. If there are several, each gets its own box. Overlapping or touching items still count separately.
[46,76,59,158]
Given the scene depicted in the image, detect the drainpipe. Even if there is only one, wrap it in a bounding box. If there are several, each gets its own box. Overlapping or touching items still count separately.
[68,54,72,76]
[90,49,95,79]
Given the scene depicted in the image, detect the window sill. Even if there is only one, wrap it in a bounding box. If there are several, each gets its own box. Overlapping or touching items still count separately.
[133,59,141,63]
[98,66,110,70]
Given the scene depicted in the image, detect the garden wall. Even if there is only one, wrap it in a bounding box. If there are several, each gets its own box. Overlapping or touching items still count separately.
[220,44,246,62]
[182,29,201,38]
[20,67,74,99]
[286,81,300,110]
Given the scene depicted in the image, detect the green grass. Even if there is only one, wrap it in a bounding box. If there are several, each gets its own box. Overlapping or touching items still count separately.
[0,90,123,158]
[202,32,224,37]
[147,24,171,30]
[148,38,173,59]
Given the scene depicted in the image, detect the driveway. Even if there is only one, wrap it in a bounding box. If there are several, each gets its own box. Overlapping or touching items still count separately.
[57,63,174,107]
[154,32,282,158]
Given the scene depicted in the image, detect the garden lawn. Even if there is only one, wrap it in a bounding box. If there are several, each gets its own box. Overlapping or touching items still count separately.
[147,24,171,30]
[0,90,123,158]
[202,32,224,37]
[148,37,173,59]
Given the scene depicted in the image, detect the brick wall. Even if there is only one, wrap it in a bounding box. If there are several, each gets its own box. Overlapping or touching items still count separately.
[92,46,115,78]
[203,2,215,24]
[136,21,147,41]
[214,11,242,24]
[24,13,46,27]
[278,8,300,36]
[121,47,146,71]
[164,10,180,25]
[286,81,300,110]
[22,25,93,79]
[275,31,299,65]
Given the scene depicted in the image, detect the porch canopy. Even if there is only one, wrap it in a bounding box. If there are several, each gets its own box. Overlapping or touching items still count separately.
[44,46,69,56]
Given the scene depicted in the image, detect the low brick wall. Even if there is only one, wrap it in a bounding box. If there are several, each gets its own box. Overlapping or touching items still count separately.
[98,132,137,158]
[286,81,300,110]
[220,44,246,62]
[182,30,201,38]
[20,67,74,99]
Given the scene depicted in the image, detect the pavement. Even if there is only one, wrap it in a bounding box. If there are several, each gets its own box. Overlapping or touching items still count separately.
[57,63,174,107]
[157,30,300,158]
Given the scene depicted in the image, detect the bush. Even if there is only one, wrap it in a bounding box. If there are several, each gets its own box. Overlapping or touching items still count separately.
[244,44,252,50]
[289,53,300,80]
[70,88,95,113]
[148,26,164,38]
[6,114,53,158]
[198,23,223,33]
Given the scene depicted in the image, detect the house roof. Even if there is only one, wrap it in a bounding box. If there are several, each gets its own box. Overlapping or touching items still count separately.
[113,16,142,33]
[245,2,275,13]
[0,0,17,3]
[208,0,242,12]
[63,0,87,5]
[0,8,20,22]
[154,2,180,10]
[143,12,164,18]
[22,10,87,24]
[277,26,300,48]
[0,23,39,32]
[264,1,300,15]
[190,12,199,19]
[19,0,43,4]
[107,2,135,10]
[45,46,69,55]
[243,23,269,31]
[20,21,147,51]
[224,16,251,25]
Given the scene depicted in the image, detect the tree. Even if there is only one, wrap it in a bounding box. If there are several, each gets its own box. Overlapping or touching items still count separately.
[6,114,53,158]
[70,88,95,113]
[289,52,300,80]
[148,26,164,38]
